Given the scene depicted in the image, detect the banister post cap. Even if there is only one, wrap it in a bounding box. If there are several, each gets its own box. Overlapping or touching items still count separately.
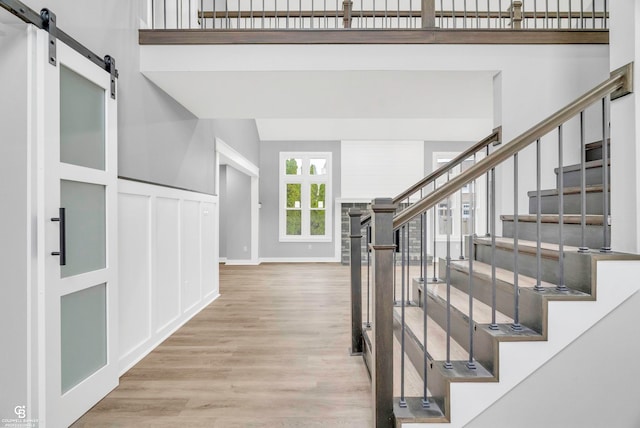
[371,198,396,213]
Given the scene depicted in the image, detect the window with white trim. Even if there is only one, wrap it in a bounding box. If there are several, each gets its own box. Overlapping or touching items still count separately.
[279,152,332,242]
[433,152,478,239]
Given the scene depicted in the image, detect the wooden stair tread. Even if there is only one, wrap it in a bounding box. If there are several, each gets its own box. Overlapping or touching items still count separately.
[554,158,609,173]
[584,138,610,150]
[526,185,605,197]
[474,236,581,256]
[450,259,555,291]
[499,214,604,225]
[394,306,468,362]
[424,278,513,324]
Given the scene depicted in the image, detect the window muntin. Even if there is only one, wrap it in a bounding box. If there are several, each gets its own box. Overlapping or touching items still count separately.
[280,153,332,242]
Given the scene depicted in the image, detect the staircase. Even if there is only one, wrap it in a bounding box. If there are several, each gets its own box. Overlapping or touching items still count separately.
[400,137,611,423]
[349,63,640,427]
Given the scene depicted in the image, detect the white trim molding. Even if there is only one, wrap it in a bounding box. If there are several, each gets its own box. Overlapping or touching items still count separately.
[225,259,262,266]
[216,137,260,265]
[260,257,339,263]
[216,138,259,177]
[117,179,220,375]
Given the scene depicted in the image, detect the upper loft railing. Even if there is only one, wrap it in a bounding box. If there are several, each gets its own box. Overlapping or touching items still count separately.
[145,0,608,31]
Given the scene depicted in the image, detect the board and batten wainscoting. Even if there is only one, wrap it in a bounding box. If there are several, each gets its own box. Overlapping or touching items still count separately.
[117,178,220,374]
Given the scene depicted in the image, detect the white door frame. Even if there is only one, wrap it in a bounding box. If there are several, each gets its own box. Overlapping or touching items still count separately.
[35,30,118,427]
[215,138,260,265]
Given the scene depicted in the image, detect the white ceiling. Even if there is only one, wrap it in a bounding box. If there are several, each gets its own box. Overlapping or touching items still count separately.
[144,69,494,141]
[143,70,493,118]
[255,117,493,141]
[0,6,25,30]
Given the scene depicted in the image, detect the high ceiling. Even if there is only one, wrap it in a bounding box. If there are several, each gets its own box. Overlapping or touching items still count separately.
[141,46,495,142]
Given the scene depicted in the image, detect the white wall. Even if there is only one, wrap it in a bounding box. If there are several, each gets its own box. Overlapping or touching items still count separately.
[259,141,341,261]
[341,140,424,200]
[0,21,34,419]
[216,138,260,264]
[405,259,640,428]
[609,1,640,253]
[465,261,640,428]
[141,43,610,219]
[212,119,261,169]
[219,166,228,259]
[224,166,253,263]
[117,179,219,374]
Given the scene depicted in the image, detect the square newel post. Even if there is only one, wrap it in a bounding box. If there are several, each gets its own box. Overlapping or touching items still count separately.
[421,0,436,28]
[342,0,353,28]
[370,198,396,428]
[349,208,363,355]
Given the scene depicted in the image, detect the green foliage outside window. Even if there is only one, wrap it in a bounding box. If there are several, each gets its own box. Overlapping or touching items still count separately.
[310,210,325,235]
[310,183,325,208]
[286,158,299,175]
[286,159,302,235]
[284,157,327,236]
[310,183,326,235]
[287,210,301,235]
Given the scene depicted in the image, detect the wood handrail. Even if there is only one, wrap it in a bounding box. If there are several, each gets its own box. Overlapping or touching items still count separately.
[394,128,501,204]
[392,63,633,230]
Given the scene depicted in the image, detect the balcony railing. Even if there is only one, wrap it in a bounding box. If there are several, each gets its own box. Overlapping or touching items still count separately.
[147,0,608,31]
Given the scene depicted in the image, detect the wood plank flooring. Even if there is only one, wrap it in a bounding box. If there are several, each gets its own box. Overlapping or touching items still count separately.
[72,263,372,427]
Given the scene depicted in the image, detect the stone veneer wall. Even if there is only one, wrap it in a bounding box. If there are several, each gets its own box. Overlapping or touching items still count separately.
[341,202,429,266]
[341,202,370,265]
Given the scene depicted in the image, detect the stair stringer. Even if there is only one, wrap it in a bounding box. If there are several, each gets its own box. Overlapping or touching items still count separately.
[401,258,640,428]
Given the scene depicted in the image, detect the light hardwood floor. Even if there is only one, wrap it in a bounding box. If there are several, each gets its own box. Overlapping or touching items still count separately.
[73,263,372,427]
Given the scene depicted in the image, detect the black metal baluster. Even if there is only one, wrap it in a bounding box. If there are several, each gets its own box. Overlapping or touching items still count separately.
[367,224,372,326]
[489,167,498,330]
[486,145,490,236]
[557,125,569,292]
[399,225,408,408]
[578,111,589,253]
[601,97,611,252]
[467,175,476,369]
[535,138,545,291]
[459,161,465,260]
[512,154,523,330]
[422,210,430,408]
[420,210,424,281]
[431,182,438,283]
[407,221,411,300]
[444,194,453,368]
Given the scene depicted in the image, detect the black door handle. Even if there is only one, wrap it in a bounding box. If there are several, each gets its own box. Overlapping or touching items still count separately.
[51,207,66,266]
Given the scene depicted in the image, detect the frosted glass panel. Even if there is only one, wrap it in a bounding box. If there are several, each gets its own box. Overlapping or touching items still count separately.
[60,65,105,170]
[61,283,107,394]
[61,180,106,278]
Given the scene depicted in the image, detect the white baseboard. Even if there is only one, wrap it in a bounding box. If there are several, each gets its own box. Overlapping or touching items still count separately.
[260,257,340,263]
[225,259,261,266]
[119,293,220,375]
[219,257,228,263]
